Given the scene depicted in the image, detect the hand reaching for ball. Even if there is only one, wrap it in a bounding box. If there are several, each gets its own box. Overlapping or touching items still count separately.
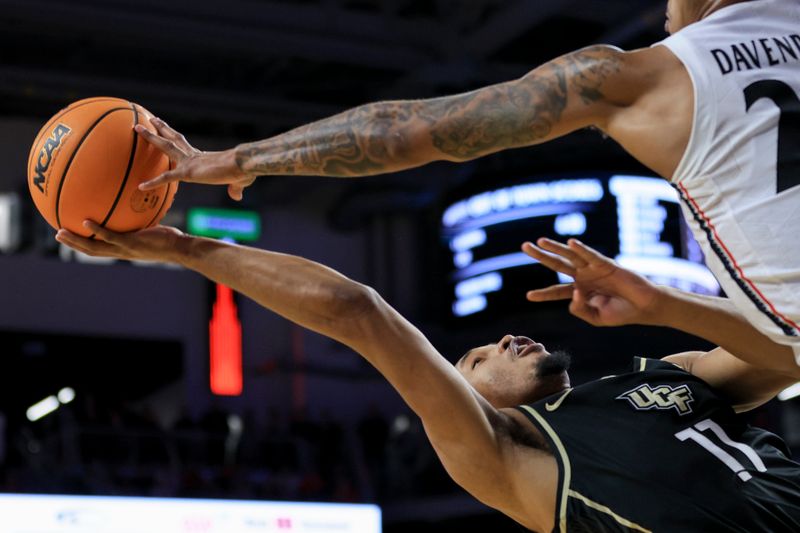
[135,118,256,201]
[56,220,187,264]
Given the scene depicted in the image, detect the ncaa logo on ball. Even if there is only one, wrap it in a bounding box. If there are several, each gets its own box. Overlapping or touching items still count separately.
[32,123,72,195]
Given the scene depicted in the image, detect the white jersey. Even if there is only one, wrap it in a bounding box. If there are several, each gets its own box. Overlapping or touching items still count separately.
[656,0,800,359]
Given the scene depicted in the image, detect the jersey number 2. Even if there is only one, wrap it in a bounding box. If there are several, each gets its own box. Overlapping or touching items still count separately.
[744,80,800,195]
[675,418,767,482]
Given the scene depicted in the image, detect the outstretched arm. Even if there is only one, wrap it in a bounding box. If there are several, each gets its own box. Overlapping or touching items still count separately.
[138,45,647,197]
[524,237,800,382]
[56,223,554,529]
[234,45,627,175]
[663,348,798,413]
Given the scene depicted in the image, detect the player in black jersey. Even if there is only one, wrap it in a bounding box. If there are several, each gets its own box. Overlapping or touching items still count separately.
[510,237,800,531]
[56,223,800,532]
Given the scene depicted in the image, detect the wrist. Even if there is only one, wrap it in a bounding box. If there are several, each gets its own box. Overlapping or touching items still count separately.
[218,147,246,178]
[645,286,711,331]
[170,233,203,267]
[231,144,259,177]
[638,285,679,327]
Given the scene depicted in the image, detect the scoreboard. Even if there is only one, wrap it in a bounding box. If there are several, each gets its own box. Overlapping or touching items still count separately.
[441,174,720,318]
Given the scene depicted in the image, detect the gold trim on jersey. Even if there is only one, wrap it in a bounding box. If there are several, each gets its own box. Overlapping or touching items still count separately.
[519,405,571,533]
[569,490,652,532]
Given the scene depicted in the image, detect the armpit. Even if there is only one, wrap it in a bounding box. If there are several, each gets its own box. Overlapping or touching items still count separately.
[500,408,553,453]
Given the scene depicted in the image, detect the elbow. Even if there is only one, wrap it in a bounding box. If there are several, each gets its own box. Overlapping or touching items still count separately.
[324,282,384,342]
[365,104,431,167]
[368,121,416,165]
[383,130,413,162]
[384,125,442,166]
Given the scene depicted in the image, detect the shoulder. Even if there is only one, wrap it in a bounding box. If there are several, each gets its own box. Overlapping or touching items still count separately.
[493,407,560,532]
[426,406,558,531]
[609,45,687,99]
[553,44,688,122]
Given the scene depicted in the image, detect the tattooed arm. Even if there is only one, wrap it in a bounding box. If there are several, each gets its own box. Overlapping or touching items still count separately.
[236,45,631,175]
[138,45,660,195]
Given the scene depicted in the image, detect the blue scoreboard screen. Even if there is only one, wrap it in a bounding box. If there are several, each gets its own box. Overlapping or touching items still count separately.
[441,175,719,318]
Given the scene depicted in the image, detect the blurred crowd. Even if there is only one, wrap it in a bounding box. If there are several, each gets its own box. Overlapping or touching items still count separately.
[0,396,456,504]
[0,390,795,507]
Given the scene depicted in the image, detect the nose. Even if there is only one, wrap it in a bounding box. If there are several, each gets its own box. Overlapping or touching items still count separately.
[497,334,514,354]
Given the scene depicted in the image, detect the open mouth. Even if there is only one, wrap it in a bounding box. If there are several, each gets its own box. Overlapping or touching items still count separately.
[512,336,545,357]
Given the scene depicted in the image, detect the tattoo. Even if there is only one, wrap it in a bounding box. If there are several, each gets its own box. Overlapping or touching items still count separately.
[236,102,428,177]
[429,45,622,159]
[236,45,622,176]
[568,46,624,105]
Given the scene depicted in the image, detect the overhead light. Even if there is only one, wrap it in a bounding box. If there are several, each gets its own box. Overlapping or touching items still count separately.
[57,387,75,404]
[26,396,59,422]
[0,193,21,253]
[778,382,800,401]
[391,415,410,435]
[26,388,77,422]
[227,414,243,434]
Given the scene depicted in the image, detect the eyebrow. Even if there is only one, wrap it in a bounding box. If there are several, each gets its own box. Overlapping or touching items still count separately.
[457,348,476,369]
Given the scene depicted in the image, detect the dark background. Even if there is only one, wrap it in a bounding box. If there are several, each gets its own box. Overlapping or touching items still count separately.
[1,1,798,531]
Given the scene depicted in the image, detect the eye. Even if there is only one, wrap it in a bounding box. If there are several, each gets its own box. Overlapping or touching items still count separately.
[472,358,483,369]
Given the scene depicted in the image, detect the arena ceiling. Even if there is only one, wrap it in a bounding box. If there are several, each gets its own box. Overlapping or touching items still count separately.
[1,0,668,138]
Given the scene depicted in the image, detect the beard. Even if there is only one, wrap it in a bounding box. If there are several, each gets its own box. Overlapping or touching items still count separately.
[535,350,572,378]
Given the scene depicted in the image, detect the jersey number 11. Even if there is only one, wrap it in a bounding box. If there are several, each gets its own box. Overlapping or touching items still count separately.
[675,418,767,482]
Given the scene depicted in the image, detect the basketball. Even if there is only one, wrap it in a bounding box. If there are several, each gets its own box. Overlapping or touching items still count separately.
[27,97,177,237]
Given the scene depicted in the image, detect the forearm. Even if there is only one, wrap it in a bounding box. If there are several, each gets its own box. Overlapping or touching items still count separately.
[234,100,443,177]
[649,288,797,373]
[233,46,623,178]
[664,348,797,413]
[174,236,372,343]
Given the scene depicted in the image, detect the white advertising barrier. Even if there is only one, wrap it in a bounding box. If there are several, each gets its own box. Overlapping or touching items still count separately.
[0,493,381,533]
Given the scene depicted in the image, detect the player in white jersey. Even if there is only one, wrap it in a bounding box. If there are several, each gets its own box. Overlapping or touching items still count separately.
[655,0,800,361]
[130,0,800,370]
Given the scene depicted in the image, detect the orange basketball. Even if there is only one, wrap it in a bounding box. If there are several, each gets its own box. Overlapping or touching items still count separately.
[27,97,178,237]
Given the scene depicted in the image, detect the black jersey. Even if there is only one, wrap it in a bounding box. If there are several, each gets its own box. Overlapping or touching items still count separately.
[515,358,800,533]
